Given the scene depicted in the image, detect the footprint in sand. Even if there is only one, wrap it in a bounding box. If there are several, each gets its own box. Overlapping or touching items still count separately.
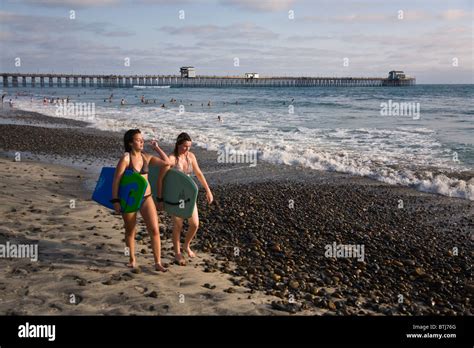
[202,283,217,290]
[199,292,215,300]
[134,286,147,294]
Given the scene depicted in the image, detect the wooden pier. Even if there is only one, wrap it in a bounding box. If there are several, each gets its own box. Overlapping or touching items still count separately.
[1,73,415,88]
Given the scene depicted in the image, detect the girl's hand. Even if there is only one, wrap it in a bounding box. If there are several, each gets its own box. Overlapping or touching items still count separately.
[206,190,214,205]
[156,201,164,211]
[113,202,121,214]
[151,140,160,149]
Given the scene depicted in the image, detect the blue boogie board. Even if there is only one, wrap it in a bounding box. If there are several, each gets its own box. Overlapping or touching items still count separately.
[92,167,148,213]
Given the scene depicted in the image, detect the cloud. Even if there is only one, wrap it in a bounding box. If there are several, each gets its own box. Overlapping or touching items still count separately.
[220,0,297,12]
[0,11,135,37]
[439,9,470,21]
[158,23,279,40]
[16,0,121,8]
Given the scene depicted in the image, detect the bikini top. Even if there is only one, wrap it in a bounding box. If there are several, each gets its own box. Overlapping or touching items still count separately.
[128,152,149,175]
[175,153,193,175]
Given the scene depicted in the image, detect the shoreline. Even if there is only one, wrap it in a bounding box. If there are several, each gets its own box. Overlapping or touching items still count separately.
[0,107,472,315]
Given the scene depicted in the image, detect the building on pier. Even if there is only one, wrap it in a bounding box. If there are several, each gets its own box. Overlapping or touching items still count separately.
[180,67,196,78]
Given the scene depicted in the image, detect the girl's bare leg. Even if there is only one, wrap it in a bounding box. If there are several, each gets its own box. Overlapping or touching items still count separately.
[140,197,167,272]
[184,206,199,258]
[123,212,137,268]
[172,216,186,265]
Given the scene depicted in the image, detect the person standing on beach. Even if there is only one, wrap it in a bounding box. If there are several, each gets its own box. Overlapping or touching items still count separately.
[112,129,171,272]
[154,132,213,265]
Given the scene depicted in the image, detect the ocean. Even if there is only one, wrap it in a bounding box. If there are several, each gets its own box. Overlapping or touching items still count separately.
[3,84,473,200]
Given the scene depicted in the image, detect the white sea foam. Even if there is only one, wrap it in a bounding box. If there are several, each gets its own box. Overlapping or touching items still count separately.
[13,97,474,200]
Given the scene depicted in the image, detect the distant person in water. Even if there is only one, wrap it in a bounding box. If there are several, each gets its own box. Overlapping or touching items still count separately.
[1,94,6,104]
[120,98,126,105]
[155,132,213,265]
[141,95,145,103]
[161,103,165,108]
[112,129,171,272]
[207,100,211,107]
[217,115,222,123]
[8,99,13,108]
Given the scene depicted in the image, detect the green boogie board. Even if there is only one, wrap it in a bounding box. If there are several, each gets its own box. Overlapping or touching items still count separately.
[92,168,148,213]
[149,166,198,218]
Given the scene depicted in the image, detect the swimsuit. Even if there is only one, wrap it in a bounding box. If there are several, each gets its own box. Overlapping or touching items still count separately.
[129,153,152,201]
[175,153,193,176]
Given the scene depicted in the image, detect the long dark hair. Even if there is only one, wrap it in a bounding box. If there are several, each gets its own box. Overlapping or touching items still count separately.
[124,129,141,152]
[173,132,192,159]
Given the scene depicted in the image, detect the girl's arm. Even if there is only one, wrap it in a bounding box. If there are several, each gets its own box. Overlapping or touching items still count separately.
[155,154,175,210]
[111,153,129,213]
[149,140,171,167]
[156,163,170,210]
[190,153,213,204]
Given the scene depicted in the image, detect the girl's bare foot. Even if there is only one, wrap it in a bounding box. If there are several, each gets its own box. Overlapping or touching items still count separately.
[184,246,196,258]
[174,253,187,266]
[127,259,137,268]
[155,263,168,272]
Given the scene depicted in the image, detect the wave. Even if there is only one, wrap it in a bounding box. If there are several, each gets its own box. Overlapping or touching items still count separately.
[13,97,474,201]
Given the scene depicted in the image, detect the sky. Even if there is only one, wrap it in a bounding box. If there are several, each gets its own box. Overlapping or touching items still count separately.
[0,0,472,83]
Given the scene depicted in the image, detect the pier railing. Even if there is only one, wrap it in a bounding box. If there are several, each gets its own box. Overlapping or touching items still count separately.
[1,73,416,88]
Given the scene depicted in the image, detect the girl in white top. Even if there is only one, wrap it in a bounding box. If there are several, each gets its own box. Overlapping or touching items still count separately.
[155,132,213,266]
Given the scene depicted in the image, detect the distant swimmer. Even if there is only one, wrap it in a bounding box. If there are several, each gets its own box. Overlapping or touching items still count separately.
[141,95,145,103]
[161,103,166,108]
[43,97,48,105]
[2,93,6,103]
[121,98,126,105]
[217,115,223,123]
[153,99,156,104]
[207,100,211,107]
[9,99,13,108]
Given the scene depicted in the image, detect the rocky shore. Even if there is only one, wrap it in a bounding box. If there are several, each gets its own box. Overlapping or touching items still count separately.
[1,107,472,315]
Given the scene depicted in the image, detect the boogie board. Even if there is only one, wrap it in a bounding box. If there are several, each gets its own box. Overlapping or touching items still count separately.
[92,167,148,213]
[148,166,198,219]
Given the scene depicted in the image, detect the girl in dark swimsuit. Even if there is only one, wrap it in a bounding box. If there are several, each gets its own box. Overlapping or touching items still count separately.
[112,129,170,272]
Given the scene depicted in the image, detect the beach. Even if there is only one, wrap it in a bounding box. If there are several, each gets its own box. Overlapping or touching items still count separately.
[0,107,472,316]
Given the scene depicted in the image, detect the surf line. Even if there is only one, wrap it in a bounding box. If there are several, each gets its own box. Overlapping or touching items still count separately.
[203,165,257,175]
